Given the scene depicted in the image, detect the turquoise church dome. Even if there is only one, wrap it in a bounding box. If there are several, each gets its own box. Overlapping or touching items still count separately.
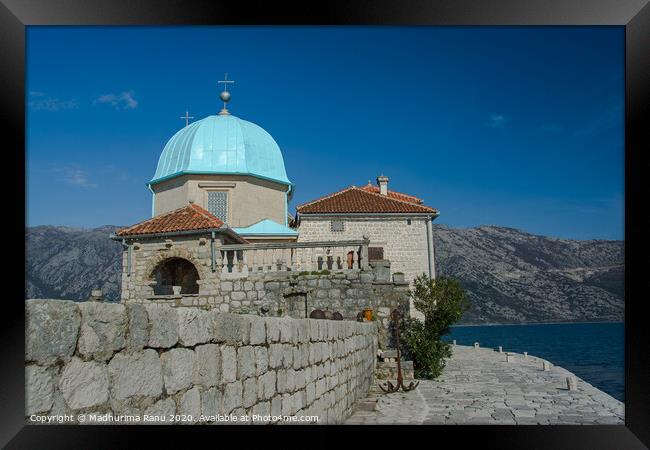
[149,114,291,186]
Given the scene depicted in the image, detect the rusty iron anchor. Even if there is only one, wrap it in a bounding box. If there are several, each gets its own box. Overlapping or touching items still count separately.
[379,309,419,393]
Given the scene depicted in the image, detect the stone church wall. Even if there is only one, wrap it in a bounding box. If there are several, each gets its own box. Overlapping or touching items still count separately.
[297,216,431,284]
[25,299,377,424]
[120,235,221,303]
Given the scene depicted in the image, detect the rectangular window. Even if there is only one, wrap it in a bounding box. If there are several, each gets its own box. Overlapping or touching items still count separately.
[207,191,228,222]
[330,220,345,232]
[407,219,412,225]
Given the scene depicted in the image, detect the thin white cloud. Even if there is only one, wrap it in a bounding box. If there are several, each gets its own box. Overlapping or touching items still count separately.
[99,164,137,183]
[94,91,138,110]
[28,91,78,111]
[487,114,507,128]
[55,164,96,189]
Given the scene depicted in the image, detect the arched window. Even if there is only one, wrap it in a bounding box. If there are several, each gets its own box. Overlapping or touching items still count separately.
[150,257,200,295]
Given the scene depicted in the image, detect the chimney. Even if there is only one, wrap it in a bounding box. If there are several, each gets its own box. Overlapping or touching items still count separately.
[376,175,389,196]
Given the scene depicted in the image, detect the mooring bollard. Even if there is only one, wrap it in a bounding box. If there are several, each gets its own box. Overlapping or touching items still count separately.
[524,351,528,359]
[506,353,512,362]
[452,340,456,346]
[566,376,578,391]
[498,346,503,353]
[474,342,480,349]
[542,361,550,371]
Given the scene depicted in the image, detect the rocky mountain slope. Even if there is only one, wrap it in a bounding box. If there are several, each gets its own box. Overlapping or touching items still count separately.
[26,225,123,302]
[25,225,624,324]
[433,225,624,324]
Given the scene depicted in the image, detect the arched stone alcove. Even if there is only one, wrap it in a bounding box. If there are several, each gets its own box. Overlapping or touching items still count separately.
[149,257,200,296]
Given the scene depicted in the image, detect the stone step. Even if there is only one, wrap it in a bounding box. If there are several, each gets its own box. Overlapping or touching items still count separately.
[378,349,398,360]
[356,399,378,411]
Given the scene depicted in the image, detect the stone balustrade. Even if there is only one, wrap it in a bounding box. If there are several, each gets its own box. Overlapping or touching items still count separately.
[218,239,369,279]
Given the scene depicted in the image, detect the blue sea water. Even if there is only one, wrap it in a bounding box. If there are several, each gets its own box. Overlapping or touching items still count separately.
[444,322,624,402]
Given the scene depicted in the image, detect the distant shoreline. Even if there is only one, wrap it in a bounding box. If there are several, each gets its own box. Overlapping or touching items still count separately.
[452,320,624,327]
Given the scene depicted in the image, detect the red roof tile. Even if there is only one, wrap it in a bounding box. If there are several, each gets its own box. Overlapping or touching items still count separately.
[116,204,224,236]
[358,182,424,204]
[296,186,438,214]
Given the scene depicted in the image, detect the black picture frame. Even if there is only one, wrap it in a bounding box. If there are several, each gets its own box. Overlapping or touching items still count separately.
[4,0,649,447]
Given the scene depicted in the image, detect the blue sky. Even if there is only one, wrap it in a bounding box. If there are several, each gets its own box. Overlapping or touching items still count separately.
[26,26,624,240]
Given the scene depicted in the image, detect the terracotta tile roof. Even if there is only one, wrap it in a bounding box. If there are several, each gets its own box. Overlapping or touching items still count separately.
[358,182,424,204]
[296,186,438,215]
[116,204,224,237]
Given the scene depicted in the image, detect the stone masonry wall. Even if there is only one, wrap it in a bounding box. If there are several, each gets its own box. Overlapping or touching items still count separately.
[120,235,223,303]
[25,299,377,425]
[124,263,410,349]
[297,217,431,285]
[216,270,410,349]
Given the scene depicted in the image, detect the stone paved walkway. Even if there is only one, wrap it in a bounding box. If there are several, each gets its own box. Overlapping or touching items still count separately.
[346,345,624,425]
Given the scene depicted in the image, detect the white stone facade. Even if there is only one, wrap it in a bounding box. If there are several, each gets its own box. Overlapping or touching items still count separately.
[297,216,433,284]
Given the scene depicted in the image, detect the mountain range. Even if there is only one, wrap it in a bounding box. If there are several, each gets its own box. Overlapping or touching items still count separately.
[25,224,624,325]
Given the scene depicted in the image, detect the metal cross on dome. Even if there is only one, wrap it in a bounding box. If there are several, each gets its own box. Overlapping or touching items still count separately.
[218,73,235,91]
[218,73,235,115]
[179,109,194,127]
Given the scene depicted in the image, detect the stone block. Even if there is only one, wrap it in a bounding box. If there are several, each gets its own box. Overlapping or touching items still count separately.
[271,396,282,417]
[269,344,284,369]
[145,397,176,419]
[145,304,179,348]
[255,347,269,375]
[279,319,292,343]
[237,346,256,379]
[125,303,149,352]
[179,387,201,422]
[161,348,196,395]
[193,344,221,388]
[328,289,341,299]
[223,381,243,414]
[282,344,294,367]
[315,378,327,397]
[297,320,310,344]
[59,357,109,410]
[26,300,80,366]
[251,401,271,424]
[25,364,53,415]
[220,345,237,383]
[77,302,127,361]
[309,320,319,342]
[221,281,233,291]
[258,371,276,401]
[292,346,302,370]
[249,315,266,345]
[243,377,258,408]
[177,308,212,346]
[266,317,281,343]
[201,387,221,417]
[287,369,298,393]
[295,369,307,390]
[231,291,247,301]
[211,312,250,344]
[108,349,163,399]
